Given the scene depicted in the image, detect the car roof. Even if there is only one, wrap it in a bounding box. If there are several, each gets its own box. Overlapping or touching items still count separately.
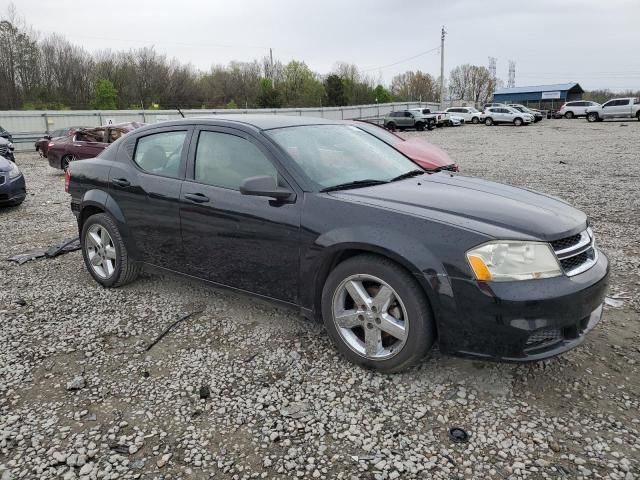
[148,114,340,131]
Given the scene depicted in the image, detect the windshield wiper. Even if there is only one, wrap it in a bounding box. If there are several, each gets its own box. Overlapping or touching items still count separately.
[320,179,388,193]
[390,169,425,182]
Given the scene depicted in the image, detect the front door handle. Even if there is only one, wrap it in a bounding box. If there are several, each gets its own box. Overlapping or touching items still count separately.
[112,178,130,187]
[184,192,210,203]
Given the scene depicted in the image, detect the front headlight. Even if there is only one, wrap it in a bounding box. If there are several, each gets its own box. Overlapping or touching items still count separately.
[466,241,562,281]
[8,142,14,150]
[8,161,21,179]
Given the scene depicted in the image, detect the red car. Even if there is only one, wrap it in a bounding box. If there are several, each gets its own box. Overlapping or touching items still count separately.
[353,120,458,172]
[48,122,145,170]
[35,127,85,158]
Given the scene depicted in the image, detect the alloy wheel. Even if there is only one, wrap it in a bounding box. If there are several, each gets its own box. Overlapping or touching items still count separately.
[85,224,117,279]
[332,274,408,360]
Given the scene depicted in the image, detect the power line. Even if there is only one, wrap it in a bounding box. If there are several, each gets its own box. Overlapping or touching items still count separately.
[360,46,440,73]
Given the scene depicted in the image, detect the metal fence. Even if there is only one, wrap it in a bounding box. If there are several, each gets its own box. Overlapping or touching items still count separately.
[0,102,438,152]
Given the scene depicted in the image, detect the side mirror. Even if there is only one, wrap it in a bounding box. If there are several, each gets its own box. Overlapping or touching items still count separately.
[240,175,295,201]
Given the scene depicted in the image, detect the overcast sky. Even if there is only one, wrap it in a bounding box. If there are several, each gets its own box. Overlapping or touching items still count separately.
[4,0,640,91]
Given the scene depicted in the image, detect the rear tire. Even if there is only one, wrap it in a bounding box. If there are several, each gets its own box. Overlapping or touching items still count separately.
[321,254,435,373]
[81,213,140,288]
[485,117,494,126]
[587,112,599,123]
[564,111,574,119]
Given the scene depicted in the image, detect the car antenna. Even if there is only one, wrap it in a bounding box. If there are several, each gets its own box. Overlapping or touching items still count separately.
[177,107,185,118]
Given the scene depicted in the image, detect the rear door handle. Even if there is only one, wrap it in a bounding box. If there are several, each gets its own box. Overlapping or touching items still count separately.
[184,192,210,203]
[112,178,130,187]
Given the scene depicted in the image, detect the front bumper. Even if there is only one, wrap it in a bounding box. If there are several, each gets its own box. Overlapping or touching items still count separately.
[434,250,609,361]
[0,174,26,206]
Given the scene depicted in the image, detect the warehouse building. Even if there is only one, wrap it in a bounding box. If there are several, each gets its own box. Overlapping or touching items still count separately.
[492,83,584,109]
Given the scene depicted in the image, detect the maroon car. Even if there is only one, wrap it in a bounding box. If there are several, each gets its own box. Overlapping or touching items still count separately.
[353,121,458,172]
[48,122,145,170]
[35,127,84,158]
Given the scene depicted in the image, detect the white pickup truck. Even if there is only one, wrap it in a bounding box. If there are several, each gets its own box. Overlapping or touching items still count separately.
[585,97,640,122]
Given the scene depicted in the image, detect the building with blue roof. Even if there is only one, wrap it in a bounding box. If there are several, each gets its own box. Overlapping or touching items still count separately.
[492,83,584,108]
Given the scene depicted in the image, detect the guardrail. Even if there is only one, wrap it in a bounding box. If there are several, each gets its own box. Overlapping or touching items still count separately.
[1,102,439,152]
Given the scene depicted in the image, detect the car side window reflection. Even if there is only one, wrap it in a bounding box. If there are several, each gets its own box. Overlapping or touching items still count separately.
[194,131,277,190]
[133,131,187,178]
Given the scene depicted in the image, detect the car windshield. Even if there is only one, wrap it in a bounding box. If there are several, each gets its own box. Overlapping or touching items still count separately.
[266,124,418,191]
[355,123,402,145]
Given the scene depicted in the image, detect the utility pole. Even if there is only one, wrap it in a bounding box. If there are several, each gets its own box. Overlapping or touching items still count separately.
[440,26,446,110]
[270,48,275,87]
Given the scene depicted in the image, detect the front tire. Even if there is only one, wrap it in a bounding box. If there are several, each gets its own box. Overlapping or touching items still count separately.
[321,254,435,373]
[415,122,425,131]
[587,112,599,123]
[471,117,479,124]
[386,122,396,132]
[514,117,523,126]
[81,213,140,287]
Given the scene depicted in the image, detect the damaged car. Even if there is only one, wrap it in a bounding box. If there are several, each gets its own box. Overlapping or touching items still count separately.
[67,116,609,372]
[48,122,145,170]
[35,127,84,158]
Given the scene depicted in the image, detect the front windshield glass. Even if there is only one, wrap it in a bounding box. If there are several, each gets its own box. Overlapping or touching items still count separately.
[266,124,419,190]
[355,123,402,145]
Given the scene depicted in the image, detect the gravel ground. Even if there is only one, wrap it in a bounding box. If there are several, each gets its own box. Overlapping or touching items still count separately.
[1,119,639,480]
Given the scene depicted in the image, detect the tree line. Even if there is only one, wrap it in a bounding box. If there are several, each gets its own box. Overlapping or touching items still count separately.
[12,7,637,112]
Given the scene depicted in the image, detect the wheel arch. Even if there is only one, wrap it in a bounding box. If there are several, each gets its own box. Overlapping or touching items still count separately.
[307,241,445,339]
[78,189,141,260]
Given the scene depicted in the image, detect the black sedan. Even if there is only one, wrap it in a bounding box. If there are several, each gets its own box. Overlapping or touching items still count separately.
[67,116,609,372]
[0,155,26,207]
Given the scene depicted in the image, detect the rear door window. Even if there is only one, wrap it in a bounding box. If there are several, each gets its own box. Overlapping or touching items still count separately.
[133,131,188,178]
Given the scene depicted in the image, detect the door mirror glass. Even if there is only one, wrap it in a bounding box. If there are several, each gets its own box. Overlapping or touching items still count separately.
[239,175,294,200]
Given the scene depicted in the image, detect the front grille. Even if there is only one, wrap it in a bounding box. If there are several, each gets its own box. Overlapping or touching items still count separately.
[551,233,581,251]
[0,145,8,157]
[526,328,562,346]
[551,229,597,276]
[560,249,595,272]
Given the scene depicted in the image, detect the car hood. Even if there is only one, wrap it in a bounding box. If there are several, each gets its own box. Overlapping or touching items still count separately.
[0,155,14,171]
[394,138,453,169]
[330,174,586,240]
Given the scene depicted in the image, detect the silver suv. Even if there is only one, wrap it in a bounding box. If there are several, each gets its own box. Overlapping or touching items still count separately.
[484,107,533,126]
[558,101,600,119]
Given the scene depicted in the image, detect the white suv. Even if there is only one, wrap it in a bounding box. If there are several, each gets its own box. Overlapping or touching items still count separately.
[445,107,486,124]
[484,107,533,126]
[557,101,600,119]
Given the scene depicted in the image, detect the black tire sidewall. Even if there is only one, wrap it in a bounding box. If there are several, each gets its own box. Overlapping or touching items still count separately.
[81,213,124,287]
[472,117,479,124]
[485,118,493,125]
[321,255,434,372]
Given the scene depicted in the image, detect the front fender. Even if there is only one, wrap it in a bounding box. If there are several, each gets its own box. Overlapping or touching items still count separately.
[300,225,455,335]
